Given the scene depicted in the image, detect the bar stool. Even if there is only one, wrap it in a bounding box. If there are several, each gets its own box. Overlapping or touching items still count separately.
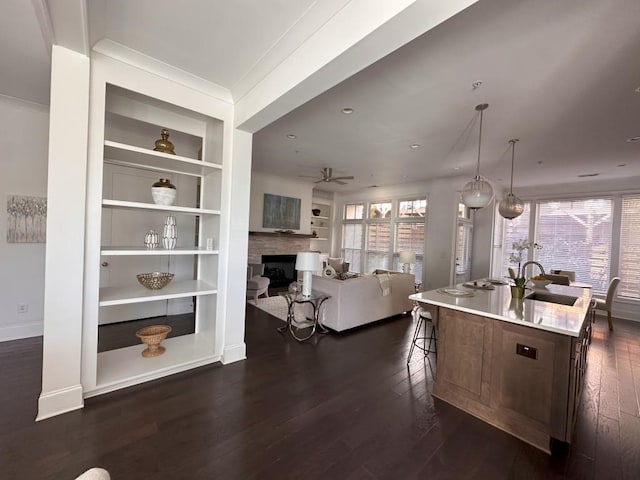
[407,305,437,364]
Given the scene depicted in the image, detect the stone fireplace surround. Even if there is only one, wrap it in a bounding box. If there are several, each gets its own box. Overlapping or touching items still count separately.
[247,232,313,265]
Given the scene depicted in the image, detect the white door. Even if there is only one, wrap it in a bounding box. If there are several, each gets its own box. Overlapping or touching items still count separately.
[455,221,473,284]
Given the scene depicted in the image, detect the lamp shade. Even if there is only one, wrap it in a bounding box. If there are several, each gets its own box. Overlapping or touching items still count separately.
[498,193,525,219]
[295,252,320,271]
[399,251,416,264]
[461,176,494,209]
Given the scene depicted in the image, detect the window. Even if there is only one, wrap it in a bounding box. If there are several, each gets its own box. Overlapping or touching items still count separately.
[341,197,426,278]
[395,198,426,280]
[342,203,364,272]
[366,201,392,271]
[534,199,613,292]
[619,195,640,299]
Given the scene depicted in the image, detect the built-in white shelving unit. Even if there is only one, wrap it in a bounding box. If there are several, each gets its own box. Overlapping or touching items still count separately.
[82,75,227,398]
[310,200,331,253]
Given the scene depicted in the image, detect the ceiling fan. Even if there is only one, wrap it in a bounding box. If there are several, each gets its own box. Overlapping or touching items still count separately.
[300,167,354,185]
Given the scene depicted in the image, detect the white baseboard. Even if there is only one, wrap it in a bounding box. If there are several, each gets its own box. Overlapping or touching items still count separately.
[37,384,84,421]
[221,342,246,364]
[0,320,43,342]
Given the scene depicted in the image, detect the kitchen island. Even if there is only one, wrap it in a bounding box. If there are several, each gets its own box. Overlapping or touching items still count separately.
[410,282,593,453]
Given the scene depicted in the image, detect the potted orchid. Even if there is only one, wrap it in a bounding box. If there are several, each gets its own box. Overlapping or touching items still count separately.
[508,238,542,297]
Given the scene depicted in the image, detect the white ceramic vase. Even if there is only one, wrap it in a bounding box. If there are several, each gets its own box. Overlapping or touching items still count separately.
[162,215,177,249]
[151,178,177,206]
[144,229,159,249]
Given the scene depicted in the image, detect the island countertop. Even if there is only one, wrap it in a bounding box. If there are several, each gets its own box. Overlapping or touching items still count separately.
[409,282,592,337]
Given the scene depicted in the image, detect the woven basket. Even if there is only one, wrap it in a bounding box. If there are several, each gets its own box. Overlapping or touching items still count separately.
[135,325,172,357]
[136,272,174,289]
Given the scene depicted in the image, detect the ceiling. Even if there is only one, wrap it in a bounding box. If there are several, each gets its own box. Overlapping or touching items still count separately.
[4,0,639,193]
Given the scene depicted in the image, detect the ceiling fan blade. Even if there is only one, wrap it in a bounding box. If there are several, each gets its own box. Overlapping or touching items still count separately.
[333,179,347,185]
[314,179,325,183]
[330,176,354,181]
[298,175,320,178]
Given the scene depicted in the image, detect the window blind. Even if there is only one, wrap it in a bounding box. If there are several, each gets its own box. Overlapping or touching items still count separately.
[502,203,531,277]
[534,199,613,293]
[619,195,640,299]
[341,223,362,273]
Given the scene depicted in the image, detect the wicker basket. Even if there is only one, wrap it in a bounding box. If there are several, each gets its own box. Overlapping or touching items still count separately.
[136,272,174,289]
[135,325,172,357]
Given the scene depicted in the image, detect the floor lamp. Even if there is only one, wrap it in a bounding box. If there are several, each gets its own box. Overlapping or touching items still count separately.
[296,252,320,297]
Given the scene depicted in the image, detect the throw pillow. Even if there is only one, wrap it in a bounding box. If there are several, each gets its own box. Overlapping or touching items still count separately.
[328,257,345,273]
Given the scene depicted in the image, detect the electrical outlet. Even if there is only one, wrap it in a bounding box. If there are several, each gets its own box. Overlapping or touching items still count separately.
[17,303,28,314]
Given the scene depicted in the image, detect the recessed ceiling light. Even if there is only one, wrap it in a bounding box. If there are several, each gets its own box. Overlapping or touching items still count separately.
[626,136,640,142]
[341,107,354,114]
[410,144,421,149]
[452,166,461,171]
[577,173,599,178]
[635,86,640,93]
[286,134,296,139]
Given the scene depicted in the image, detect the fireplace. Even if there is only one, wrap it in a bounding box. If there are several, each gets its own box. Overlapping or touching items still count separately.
[262,254,297,288]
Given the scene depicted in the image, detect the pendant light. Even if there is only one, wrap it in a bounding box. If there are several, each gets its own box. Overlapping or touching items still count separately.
[498,139,525,219]
[461,103,494,209]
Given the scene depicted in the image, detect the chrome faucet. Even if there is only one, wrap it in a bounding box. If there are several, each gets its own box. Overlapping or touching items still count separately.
[521,261,546,278]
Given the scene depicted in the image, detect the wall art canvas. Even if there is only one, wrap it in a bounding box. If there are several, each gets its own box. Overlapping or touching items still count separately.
[262,193,301,230]
[7,195,47,243]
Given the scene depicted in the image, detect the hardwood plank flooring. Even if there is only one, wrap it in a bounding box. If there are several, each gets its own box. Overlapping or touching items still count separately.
[1,308,640,479]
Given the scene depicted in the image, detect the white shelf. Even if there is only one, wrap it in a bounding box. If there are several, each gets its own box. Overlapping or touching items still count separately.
[87,333,219,397]
[99,279,217,306]
[102,199,220,215]
[104,140,221,177]
[311,237,329,241]
[101,246,219,256]
[311,215,329,220]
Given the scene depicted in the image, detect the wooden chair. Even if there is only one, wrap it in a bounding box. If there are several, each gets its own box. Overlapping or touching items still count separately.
[593,277,621,331]
[551,269,576,282]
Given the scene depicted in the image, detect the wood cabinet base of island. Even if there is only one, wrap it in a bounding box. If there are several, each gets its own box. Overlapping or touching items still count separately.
[432,307,590,454]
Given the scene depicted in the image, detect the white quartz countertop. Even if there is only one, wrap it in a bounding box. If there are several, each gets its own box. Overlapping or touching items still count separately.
[409,281,593,337]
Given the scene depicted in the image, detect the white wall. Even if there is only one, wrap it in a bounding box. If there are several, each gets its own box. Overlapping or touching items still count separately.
[0,95,49,341]
[249,172,314,234]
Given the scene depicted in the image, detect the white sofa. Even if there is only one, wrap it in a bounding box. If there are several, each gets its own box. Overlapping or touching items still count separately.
[311,272,415,332]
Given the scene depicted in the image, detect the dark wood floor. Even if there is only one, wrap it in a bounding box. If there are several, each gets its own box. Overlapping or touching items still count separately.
[1,307,640,479]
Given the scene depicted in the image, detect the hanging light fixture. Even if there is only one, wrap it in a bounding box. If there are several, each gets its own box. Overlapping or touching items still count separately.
[461,103,494,210]
[498,139,525,219]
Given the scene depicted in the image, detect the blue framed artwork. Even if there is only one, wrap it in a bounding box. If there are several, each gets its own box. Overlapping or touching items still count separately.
[262,193,301,230]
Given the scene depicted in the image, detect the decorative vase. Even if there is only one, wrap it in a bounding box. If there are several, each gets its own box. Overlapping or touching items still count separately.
[162,215,177,250]
[144,229,159,249]
[510,285,525,299]
[151,178,177,205]
[153,129,176,154]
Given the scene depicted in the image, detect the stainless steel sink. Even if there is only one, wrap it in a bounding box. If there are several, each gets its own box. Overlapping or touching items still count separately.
[525,291,578,306]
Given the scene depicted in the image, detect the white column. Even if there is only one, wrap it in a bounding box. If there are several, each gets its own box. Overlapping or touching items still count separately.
[220,129,252,364]
[37,46,90,420]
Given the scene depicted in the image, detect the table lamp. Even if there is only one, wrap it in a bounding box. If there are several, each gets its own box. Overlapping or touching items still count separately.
[399,251,416,274]
[296,251,320,297]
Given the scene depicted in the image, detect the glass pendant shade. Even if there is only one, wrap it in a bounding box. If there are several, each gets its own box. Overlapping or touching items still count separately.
[498,193,525,219]
[498,138,524,220]
[461,103,494,210]
[461,175,494,209]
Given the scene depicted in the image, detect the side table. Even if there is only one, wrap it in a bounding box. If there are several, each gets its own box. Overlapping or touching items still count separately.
[277,291,330,341]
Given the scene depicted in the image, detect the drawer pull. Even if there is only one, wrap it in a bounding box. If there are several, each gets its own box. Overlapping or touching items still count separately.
[516,343,537,360]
